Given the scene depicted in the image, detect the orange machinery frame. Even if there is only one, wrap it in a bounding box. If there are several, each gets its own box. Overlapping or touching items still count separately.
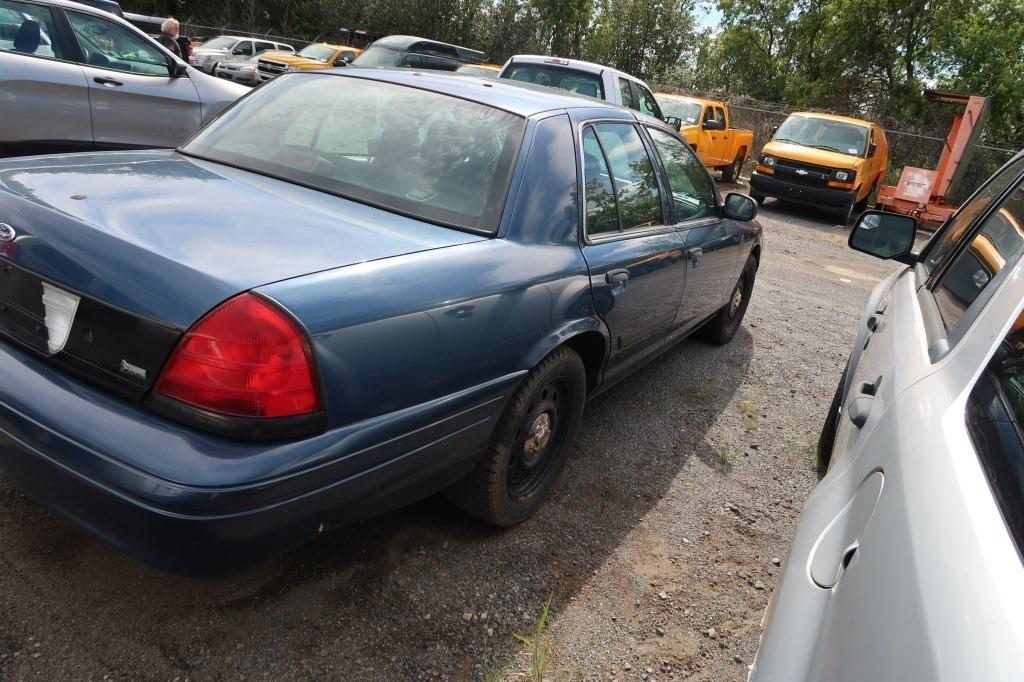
[876,90,990,228]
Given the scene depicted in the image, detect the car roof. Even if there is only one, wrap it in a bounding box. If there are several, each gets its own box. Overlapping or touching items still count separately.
[326,68,634,118]
[789,111,875,128]
[505,55,637,81]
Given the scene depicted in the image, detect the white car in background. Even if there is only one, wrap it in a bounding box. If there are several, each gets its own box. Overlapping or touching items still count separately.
[0,0,246,156]
[190,35,293,74]
[751,153,1024,680]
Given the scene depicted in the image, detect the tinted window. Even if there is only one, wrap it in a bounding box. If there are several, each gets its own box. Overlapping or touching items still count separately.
[968,317,1024,559]
[254,40,275,53]
[933,182,1024,332]
[0,0,63,59]
[67,10,168,75]
[592,123,663,231]
[501,63,604,99]
[184,75,526,234]
[648,128,716,222]
[635,83,662,119]
[235,40,253,55]
[923,157,1024,276]
[619,78,636,109]
[714,107,726,127]
[582,127,618,236]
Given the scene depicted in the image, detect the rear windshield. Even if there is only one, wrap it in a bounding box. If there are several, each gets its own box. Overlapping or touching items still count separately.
[182,74,526,234]
[774,115,869,157]
[501,63,605,100]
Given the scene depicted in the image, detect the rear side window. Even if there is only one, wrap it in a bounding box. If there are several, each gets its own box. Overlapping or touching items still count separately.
[968,315,1024,560]
[581,123,664,237]
[619,78,636,109]
[933,182,1024,332]
[0,0,64,60]
[502,63,604,99]
[635,83,663,119]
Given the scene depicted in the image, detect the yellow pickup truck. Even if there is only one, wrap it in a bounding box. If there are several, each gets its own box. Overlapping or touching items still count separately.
[749,112,889,223]
[257,43,362,83]
[656,94,754,182]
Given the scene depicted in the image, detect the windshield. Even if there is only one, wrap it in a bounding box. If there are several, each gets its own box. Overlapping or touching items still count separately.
[500,63,605,100]
[297,44,336,62]
[657,99,702,125]
[774,115,868,156]
[351,46,403,67]
[200,36,236,51]
[182,74,526,234]
[456,64,498,77]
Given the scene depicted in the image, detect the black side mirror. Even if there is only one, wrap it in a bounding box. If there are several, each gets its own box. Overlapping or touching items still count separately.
[704,119,723,131]
[168,59,188,77]
[849,210,917,262]
[868,142,878,158]
[724,192,757,221]
[232,48,244,55]
[664,116,683,132]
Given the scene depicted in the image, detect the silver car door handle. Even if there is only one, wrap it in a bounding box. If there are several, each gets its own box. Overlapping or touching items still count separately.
[847,375,882,427]
[94,76,124,87]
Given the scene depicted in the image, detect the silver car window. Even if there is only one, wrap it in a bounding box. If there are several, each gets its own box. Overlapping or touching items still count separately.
[933,181,1024,335]
[0,0,63,59]
[66,10,168,75]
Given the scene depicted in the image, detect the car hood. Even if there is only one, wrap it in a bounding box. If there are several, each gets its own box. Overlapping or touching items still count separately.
[761,140,862,170]
[260,52,328,67]
[0,151,483,328]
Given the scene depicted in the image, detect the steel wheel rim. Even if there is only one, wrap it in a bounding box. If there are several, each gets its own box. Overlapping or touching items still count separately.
[507,378,572,499]
[728,275,746,319]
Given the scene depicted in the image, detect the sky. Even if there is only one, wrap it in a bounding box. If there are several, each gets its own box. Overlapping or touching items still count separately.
[695,2,722,31]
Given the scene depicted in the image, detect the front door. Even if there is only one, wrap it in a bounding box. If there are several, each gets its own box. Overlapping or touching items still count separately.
[579,122,687,383]
[63,8,202,149]
[646,127,740,327]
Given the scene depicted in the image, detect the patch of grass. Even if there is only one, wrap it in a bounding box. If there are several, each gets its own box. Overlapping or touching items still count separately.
[513,595,555,681]
[683,386,714,404]
[714,441,736,471]
[482,634,513,682]
[737,399,760,430]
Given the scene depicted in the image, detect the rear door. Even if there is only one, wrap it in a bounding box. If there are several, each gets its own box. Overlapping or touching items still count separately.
[61,7,201,149]
[579,121,687,384]
[646,126,739,327]
[0,0,92,155]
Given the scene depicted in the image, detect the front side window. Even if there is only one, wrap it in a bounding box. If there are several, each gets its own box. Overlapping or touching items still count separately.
[234,40,253,56]
[582,122,663,234]
[635,83,663,119]
[774,115,868,156]
[501,63,605,100]
[933,182,1024,332]
[923,157,1024,276]
[67,10,168,75]
[183,74,525,234]
[0,0,63,59]
[648,128,716,222]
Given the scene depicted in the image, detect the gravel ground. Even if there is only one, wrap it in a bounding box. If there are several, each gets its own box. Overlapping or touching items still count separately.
[0,182,899,681]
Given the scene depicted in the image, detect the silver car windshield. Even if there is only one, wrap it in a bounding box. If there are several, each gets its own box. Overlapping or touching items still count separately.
[200,36,236,50]
[182,74,526,234]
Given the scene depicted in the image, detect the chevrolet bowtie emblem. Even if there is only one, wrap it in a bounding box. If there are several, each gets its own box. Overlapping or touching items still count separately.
[795,169,809,175]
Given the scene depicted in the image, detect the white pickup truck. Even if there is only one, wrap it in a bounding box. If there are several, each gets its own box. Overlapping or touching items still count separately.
[499,55,665,121]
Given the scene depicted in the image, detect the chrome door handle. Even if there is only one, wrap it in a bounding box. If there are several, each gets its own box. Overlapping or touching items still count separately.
[94,76,123,87]
[688,247,703,267]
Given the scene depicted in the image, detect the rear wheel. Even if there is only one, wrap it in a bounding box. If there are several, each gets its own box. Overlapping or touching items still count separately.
[447,346,586,526]
[721,150,745,183]
[697,255,757,346]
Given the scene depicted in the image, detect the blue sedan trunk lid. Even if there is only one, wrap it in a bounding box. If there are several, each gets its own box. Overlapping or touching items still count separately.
[0,150,484,328]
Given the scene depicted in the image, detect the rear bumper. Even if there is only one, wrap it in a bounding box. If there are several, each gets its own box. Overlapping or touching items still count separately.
[0,339,516,574]
[750,171,855,209]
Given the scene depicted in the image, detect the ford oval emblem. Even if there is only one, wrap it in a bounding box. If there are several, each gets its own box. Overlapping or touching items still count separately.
[0,223,14,242]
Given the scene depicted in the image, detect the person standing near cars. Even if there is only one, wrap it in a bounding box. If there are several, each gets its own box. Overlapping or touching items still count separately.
[157,18,181,57]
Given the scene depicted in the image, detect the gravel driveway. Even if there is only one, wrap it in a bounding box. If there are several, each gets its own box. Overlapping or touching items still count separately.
[0,183,900,681]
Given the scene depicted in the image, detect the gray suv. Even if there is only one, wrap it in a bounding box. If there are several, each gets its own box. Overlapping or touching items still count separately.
[751,153,1024,680]
[0,0,246,157]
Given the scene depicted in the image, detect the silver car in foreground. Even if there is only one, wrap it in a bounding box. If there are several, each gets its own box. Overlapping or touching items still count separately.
[0,0,246,156]
[751,152,1024,680]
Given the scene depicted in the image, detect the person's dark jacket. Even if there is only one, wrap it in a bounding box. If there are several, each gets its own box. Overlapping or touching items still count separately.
[158,32,181,58]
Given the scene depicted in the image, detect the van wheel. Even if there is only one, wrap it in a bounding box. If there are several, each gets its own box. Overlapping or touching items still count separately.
[697,255,756,345]
[837,200,856,225]
[447,346,586,526]
[721,151,744,183]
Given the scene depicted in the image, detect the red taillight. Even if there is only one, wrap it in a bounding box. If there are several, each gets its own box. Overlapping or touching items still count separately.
[155,293,322,419]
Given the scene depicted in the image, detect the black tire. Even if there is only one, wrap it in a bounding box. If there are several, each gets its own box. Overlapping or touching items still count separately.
[721,151,744,183]
[816,366,847,471]
[447,345,587,526]
[697,255,757,345]
[837,200,855,225]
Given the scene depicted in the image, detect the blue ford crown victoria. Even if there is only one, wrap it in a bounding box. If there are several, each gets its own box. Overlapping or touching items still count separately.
[0,70,761,572]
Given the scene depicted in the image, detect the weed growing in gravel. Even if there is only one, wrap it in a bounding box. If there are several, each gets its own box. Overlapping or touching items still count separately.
[683,386,713,404]
[714,441,736,471]
[737,400,760,430]
[514,595,554,681]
